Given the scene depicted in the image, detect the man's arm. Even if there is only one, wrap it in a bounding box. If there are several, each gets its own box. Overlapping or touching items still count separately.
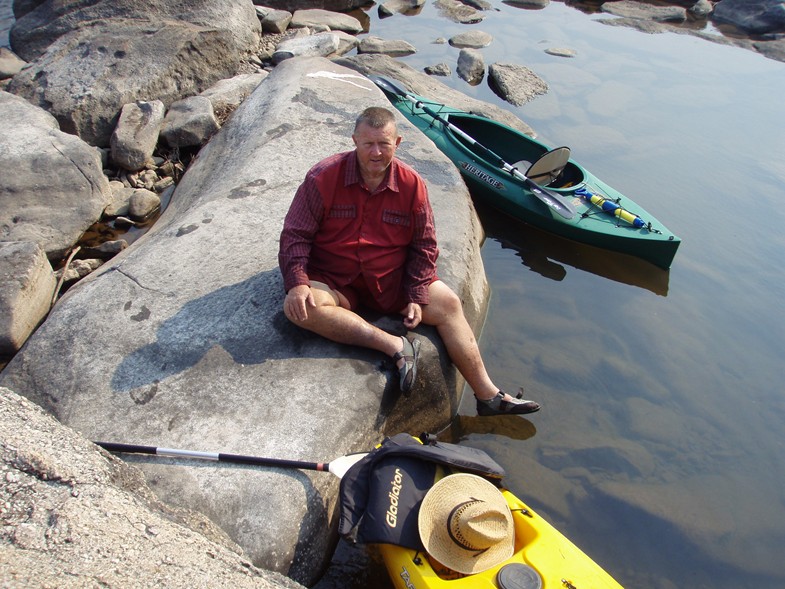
[403,176,439,306]
[278,174,324,292]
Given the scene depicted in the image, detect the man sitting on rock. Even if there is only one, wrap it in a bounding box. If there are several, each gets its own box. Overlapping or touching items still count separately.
[278,106,540,416]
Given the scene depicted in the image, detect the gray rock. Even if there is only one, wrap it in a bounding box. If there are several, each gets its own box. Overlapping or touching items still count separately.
[424,62,452,76]
[272,31,342,63]
[690,0,714,18]
[488,62,549,106]
[545,47,577,58]
[358,35,417,56]
[712,0,785,34]
[0,56,488,585]
[336,53,538,136]
[0,387,305,589]
[10,0,261,63]
[449,30,493,48]
[0,91,112,261]
[378,0,427,17]
[200,72,269,121]
[161,96,220,148]
[505,0,550,8]
[128,188,161,222]
[78,239,128,260]
[457,47,485,85]
[0,47,26,78]
[0,242,55,355]
[255,0,367,9]
[334,30,361,55]
[601,0,687,23]
[434,0,486,23]
[259,8,293,34]
[54,258,104,284]
[290,8,363,33]
[7,19,252,147]
[111,100,167,172]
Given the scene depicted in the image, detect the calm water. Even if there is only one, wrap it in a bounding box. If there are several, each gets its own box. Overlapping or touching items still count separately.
[5,2,785,588]
[324,3,785,589]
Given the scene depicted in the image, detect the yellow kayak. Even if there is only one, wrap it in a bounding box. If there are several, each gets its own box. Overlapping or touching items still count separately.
[379,487,624,589]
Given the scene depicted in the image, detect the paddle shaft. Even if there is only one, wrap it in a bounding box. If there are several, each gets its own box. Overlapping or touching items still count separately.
[95,441,328,471]
[372,76,574,219]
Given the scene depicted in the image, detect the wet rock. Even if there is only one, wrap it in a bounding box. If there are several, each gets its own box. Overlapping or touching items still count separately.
[378,0,427,17]
[78,240,128,260]
[712,0,785,34]
[545,47,577,57]
[449,30,493,48]
[601,0,687,23]
[434,0,486,24]
[358,35,417,56]
[424,62,452,76]
[690,0,714,18]
[0,242,56,355]
[110,100,167,172]
[457,48,485,85]
[505,0,550,8]
[488,62,549,106]
[161,96,220,149]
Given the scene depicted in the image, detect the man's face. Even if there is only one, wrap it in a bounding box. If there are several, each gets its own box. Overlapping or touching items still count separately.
[352,121,402,179]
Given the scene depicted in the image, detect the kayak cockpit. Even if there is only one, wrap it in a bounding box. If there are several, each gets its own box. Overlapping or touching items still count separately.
[445,113,585,189]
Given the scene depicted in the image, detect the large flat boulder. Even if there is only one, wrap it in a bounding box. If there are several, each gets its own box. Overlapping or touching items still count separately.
[7,0,261,147]
[0,56,488,585]
[0,91,112,260]
[9,0,261,62]
[0,386,305,589]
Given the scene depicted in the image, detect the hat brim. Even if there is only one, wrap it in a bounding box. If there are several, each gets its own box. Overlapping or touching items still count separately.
[418,473,514,575]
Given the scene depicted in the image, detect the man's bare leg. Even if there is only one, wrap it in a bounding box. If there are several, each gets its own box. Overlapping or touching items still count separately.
[284,286,404,357]
[419,280,501,401]
[421,281,540,416]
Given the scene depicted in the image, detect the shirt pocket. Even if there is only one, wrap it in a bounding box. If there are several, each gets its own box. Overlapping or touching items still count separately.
[327,204,356,219]
[381,209,411,227]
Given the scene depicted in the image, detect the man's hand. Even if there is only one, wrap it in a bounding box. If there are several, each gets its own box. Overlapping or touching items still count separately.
[285,284,315,322]
[403,302,422,330]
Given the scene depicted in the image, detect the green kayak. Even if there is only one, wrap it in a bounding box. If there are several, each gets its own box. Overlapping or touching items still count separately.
[372,76,680,270]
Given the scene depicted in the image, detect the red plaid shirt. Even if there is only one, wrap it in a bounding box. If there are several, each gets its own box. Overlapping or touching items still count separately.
[279,150,439,309]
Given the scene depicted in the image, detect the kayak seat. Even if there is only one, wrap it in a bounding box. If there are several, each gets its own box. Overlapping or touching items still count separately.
[523,146,571,186]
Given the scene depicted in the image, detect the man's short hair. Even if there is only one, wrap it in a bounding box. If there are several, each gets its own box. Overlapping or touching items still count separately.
[355,107,398,133]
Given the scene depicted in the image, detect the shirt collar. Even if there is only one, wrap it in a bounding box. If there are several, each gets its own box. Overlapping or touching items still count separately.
[344,151,400,193]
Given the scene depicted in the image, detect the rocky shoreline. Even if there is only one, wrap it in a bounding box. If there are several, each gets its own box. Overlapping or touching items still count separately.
[1,0,784,587]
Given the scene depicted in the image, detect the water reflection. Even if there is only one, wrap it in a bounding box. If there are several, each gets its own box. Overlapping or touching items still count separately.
[474,200,671,296]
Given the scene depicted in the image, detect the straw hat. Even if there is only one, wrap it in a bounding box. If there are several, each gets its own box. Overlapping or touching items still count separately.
[418,473,514,575]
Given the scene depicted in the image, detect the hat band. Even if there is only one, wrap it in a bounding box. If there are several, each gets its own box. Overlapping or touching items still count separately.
[446,498,490,558]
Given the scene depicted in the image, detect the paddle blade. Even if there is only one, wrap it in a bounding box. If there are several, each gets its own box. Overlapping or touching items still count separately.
[328,452,368,478]
[369,75,410,98]
[527,180,575,219]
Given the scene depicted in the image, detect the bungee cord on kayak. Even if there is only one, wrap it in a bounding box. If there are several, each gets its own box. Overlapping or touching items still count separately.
[574,186,661,234]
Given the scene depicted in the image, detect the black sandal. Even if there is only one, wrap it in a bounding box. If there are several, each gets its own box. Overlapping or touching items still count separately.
[393,336,420,393]
[476,390,540,416]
